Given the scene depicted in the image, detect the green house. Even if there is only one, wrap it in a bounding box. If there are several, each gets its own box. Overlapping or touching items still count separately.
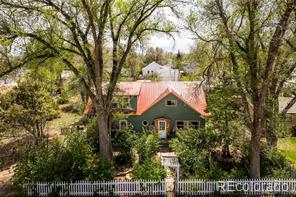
[85,81,207,140]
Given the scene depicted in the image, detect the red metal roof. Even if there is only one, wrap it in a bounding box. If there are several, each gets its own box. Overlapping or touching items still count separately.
[136,82,208,116]
[114,82,142,95]
[84,81,208,116]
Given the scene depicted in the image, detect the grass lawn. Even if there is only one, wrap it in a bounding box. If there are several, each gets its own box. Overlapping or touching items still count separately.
[46,111,83,137]
[278,137,296,168]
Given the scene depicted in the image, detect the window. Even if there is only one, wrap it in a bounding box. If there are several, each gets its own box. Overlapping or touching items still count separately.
[142,120,149,126]
[121,97,130,108]
[158,120,166,131]
[189,121,200,129]
[165,99,177,106]
[176,121,185,129]
[112,96,130,109]
[176,120,200,130]
[119,120,127,130]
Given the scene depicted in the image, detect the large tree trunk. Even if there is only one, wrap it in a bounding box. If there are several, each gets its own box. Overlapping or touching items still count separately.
[95,104,113,160]
[264,93,279,147]
[250,101,264,178]
[250,132,261,178]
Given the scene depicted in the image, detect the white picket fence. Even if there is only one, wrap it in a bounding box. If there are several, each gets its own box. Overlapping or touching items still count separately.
[23,180,166,196]
[24,179,296,196]
[177,179,296,195]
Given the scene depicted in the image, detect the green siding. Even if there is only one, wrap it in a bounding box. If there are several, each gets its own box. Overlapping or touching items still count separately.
[127,94,204,132]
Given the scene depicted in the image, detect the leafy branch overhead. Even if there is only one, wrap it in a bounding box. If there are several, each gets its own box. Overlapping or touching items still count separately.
[183,0,296,178]
[0,0,176,159]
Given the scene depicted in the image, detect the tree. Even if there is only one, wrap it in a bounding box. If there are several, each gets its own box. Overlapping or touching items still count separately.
[0,80,59,140]
[173,50,184,69]
[170,82,247,179]
[125,49,144,80]
[0,0,175,159]
[185,0,296,177]
[143,47,167,65]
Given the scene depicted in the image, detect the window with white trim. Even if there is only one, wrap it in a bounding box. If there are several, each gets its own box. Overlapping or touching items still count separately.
[176,120,200,130]
[119,120,127,130]
[189,121,200,129]
[165,99,177,106]
[112,96,131,109]
[176,121,185,129]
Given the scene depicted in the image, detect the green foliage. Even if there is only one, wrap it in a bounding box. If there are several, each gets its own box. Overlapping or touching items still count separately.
[112,125,136,152]
[169,84,248,179]
[114,152,133,168]
[27,62,64,94]
[47,186,62,197]
[56,88,69,104]
[0,79,59,137]
[170,127,216,179]
[278,137,296,168]
[134,131,160,162]
[143,73,161,81]
[86,117,100,152]
[261,146,292,178]
[85,156,116,181]
[133,158,165,180]
[180,73,199,81]
[14,132,115,184]
[170,127,249,179]
[143,47,168,65]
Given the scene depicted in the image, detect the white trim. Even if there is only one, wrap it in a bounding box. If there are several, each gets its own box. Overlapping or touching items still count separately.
[157,120,167,139]
[165,99,177,107]
[142,120,149,126]
[119,120,128,130]
[175,120,200,130]
[113,96,131,109]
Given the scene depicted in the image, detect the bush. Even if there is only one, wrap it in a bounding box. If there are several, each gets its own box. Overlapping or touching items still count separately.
[56,89,69,104]
[133,158,165,180]
[114,152,133,168]
[112,126,136,152]
[261,146,292,178]
[14,132,115,184]
[85,157,116,181]
[134,132,160,162]
[85,118,100,152]
[170,127,249,179]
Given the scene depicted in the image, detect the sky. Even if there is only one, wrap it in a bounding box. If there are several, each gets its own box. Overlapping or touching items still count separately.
[148,34,194,53]
[147,6,196,54]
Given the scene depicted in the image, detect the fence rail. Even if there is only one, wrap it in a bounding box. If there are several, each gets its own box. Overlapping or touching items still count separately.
[24,179,296,196]
[23,180,166,196]
[177,179,296,195]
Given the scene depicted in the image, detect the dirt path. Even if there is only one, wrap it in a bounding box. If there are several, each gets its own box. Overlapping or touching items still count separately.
[0,164,15,196]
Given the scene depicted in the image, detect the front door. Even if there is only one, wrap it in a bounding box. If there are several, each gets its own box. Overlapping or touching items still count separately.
[158,120,167,139]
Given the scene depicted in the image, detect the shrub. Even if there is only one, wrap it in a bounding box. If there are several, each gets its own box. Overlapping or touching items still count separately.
[56,89,69,104]
[170,127,249,179]
[85,117,100,152]
[14,132,115,184]
[261,146,292,178]
[85,157,116,181]
[134,131,160,162]
[114,152,133,168]
[133,158,165,180]
[112,126,136,152]
[0,80,59,138]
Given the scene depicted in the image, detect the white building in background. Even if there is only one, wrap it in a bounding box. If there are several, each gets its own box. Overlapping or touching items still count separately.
[142,61,164,75]
[279,97,296,115]
[141,61,180,81]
